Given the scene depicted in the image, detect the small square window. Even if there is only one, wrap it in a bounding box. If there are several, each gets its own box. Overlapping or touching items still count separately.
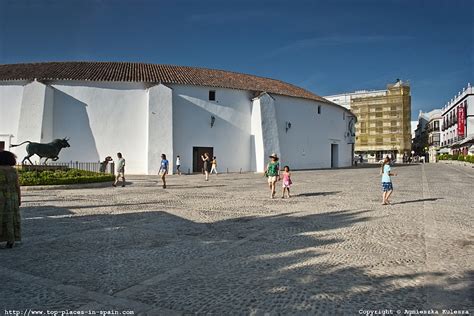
[209,90,216,101]
[317,105,321,114]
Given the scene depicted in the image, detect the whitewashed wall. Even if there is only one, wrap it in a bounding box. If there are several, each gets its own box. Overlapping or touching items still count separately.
[148,84,173,174]
[466,95,474,136]
[171,84,252,173]
[0,82,24,154]
[51,81,148,174]
[250,96,264,172]
[272,95,353,169]
[13,81,54,162]
[0,82,24,136]
[0,79,354,174]
[251,93,282,172]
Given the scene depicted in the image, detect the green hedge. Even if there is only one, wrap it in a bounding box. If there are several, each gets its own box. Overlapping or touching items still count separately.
[18,168,115,186]
[438,154,474,163]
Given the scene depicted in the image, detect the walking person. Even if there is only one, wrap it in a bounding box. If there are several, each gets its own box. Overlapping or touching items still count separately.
[265,153,280,199]
[381,156,397,205]
[159,154,169,189]
[176,155,181,175]
[281,166,292,198]
[113,152,126,187]
[210,156,218,175]
[201,153,211,181]
[0,151,21,249]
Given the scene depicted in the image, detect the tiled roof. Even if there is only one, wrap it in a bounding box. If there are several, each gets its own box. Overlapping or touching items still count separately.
[0,61,335,105]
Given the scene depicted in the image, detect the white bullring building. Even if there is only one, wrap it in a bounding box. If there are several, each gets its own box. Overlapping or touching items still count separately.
[0,62,355,174]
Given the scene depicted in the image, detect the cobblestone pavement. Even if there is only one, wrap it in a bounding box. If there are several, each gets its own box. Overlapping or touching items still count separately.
[1,164,472,315]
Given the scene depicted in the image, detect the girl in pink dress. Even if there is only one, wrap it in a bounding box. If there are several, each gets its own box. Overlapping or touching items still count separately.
[281,166,292,198]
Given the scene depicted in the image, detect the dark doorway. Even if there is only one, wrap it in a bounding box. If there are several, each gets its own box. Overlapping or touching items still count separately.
[331,144,339,168]
[0,141,4,151]
[193,147,213,173]
[351,143,355,166]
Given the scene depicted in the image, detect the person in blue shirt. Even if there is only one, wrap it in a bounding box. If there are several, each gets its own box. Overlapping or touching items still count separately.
[381,156,397,205]
[159,154,169,189]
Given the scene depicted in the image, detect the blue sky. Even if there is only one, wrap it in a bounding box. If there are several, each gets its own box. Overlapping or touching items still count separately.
[0,0,472,118]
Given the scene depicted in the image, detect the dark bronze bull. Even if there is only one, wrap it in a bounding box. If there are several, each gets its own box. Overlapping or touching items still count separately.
[11,138,71,165]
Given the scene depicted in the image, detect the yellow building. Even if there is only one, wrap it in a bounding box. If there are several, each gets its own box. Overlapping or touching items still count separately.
[325,80,412,161]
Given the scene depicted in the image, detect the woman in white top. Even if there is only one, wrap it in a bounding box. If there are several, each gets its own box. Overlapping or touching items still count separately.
[210,156,218,175]
[381,156,397,205]
[176,155,181,175]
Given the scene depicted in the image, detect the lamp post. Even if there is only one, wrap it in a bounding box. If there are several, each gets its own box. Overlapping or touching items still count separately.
[210,116,216,128]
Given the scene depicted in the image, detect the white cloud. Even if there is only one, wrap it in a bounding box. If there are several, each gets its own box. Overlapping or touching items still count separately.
[266,35,415,59]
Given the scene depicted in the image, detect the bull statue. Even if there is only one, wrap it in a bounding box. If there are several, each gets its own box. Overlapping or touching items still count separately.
[11,138,71,165]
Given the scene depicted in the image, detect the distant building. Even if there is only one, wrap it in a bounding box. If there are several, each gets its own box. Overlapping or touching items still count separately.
[413,109,442,162]
[440,83,474,155]
[412,111,429,158]
[411,121,418,140]
[427,110,442,162]
[325,80,412,161]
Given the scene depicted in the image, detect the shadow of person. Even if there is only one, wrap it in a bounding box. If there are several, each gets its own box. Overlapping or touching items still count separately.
[296,191,341,197]
[394,197,442,205]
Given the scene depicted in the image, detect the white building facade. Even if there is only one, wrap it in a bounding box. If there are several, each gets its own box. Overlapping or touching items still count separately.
[324,90,387,110]
[0,62,355,174]
[440,83,474,155]
[426,110,442,162]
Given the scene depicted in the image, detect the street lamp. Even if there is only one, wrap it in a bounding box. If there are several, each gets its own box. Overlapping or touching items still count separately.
[210,116,216,128]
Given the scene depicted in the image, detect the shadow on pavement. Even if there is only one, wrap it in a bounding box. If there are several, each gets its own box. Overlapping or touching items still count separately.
[297,191,341,197]
[0,205,471,313]
[394,197,443,205]
[300,163,421,171]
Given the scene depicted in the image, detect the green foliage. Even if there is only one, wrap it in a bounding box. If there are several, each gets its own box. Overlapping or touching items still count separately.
[465,155,474,163]
[438,154,451,160]
[438,153,474,163]
[18,168,114,186]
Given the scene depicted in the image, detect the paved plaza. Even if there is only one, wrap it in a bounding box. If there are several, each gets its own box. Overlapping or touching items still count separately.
[1,163,473,315]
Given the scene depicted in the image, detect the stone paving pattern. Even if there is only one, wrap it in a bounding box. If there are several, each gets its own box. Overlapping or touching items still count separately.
[0,164,472,314]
